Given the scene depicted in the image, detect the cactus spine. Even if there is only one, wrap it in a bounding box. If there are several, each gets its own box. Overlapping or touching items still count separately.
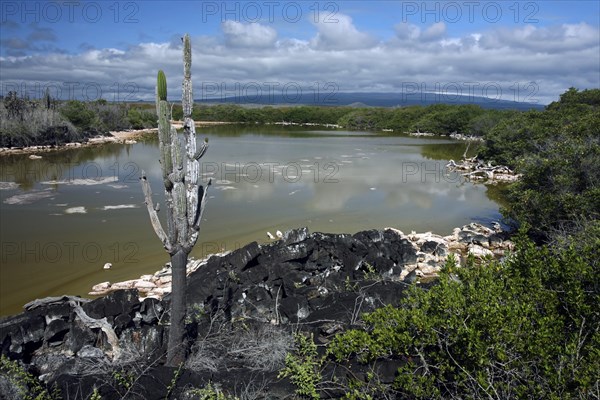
[140,33,210,366]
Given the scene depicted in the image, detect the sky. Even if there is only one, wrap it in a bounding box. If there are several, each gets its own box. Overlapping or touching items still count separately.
[1,0,599,105]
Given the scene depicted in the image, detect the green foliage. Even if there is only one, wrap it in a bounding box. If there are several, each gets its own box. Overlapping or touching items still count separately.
[111,367,135,390]
[157,70,167,101]
[89,387,102,400]
[328,231,599,399]
[0,355,60,400]
[338,108,389,130]
[505,135,600,239]
[184,382,238,400]
[360,261,379,281]
[480,88,600,240]
[409,104,484,134]
[127,107,157,129]
[278,333,324,399]
[60,100,97,131]
[185,303,206,324]
[335,104,511,136]
[165,363,184,399]
[548,87,600,109]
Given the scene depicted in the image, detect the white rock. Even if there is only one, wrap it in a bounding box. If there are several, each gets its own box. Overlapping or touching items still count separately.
[468,244,493,258]
[140,274,154,281]
[417,263,439,275]
[103,263,112,270]
[150,286,171,295]
[134,280,157,290]
[91,281,111,292]
[111,280,137,290]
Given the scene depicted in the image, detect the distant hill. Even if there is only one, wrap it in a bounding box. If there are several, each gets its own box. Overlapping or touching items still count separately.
[196,91,545,111]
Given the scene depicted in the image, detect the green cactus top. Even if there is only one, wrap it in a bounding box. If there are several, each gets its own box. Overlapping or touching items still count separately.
[157,70,167,101]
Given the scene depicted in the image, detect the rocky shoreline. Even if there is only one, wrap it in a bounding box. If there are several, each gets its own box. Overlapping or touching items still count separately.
[90,223,513,301]
[0,122,239,156]
[0,129,155,156]
[1,125,488,157]
[407,130,485,141]
[0,223,514,398]
[446,155,520,183]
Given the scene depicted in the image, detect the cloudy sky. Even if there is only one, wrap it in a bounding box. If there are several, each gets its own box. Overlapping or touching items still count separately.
[1,0,598,105]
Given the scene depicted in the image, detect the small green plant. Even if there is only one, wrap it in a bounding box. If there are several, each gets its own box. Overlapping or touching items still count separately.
[361,261,379,281]
[0,355,59,400]
[185,382,238,399]
[344,276,359,291]
[228,270,241,284]
[185,303,206,324]
[111,368,135,390]
[278,333,324,399]
[165,362,184,399]
[89,386,103,400]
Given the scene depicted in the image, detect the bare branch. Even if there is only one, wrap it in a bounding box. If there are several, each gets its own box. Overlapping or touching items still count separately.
[140,171,171,252]
[69,299,121,361]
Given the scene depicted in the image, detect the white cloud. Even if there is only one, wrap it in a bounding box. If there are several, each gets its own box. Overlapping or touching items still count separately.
[221,21,277,48]
[310,13,377,50]
[479,22,599,52]
[394,22,446,42]
[394,22,420,40]
[421,22,446,41]
[0,22,597,105]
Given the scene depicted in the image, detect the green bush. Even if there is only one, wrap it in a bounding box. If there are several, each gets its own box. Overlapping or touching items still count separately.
[479,88,600,241]
[328,230,599,399]
[60,100,97,131]
[278,333,324,399]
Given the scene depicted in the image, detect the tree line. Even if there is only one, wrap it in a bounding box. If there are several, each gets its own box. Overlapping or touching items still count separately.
[1,93,539,148]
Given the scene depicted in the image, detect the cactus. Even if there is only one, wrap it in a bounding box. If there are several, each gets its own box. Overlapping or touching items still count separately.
[140,34,210,366]
[157,70,167,101]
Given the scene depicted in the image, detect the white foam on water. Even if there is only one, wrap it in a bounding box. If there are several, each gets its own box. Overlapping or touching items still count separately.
[65,206,87,214]
[102,204,137,210]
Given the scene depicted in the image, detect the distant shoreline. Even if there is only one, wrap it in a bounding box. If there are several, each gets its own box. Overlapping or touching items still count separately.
[0,128,155,156]
[0,121,237,156]
[0,121,482,157]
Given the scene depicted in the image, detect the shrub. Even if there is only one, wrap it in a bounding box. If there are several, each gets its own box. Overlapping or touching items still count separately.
[328,230,599,399]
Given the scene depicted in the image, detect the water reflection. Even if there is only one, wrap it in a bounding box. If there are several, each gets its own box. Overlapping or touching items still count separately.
[0,127,505,316]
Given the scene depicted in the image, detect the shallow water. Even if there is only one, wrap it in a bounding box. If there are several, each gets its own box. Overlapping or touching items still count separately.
[0,125,500,316]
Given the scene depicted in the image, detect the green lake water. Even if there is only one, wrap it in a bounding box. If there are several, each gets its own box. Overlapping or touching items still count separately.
[0,125,502,316]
